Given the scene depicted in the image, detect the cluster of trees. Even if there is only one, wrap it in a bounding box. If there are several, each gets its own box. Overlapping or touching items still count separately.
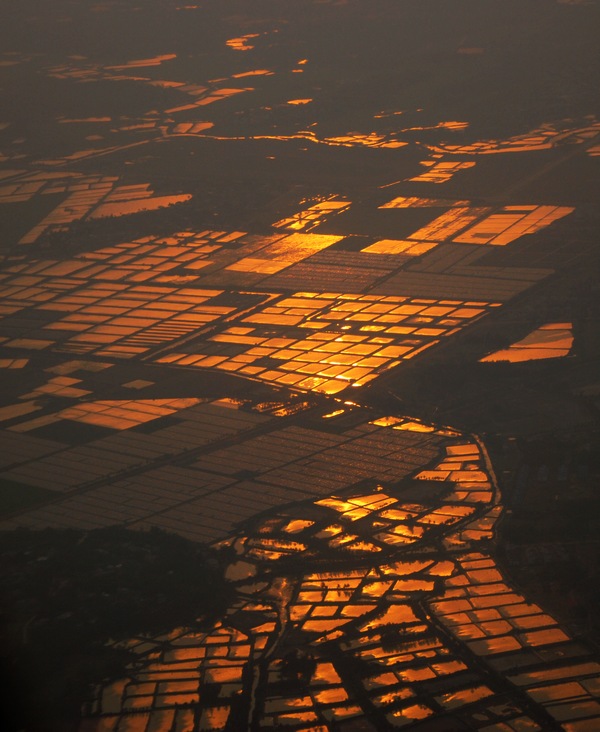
[0,526,231,732]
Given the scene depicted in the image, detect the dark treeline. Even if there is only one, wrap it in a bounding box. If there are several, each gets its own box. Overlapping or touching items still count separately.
[0,525,231,732]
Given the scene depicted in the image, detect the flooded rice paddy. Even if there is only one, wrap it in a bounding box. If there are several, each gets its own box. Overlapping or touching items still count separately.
[79,427,600,731]
[0,0,599,729]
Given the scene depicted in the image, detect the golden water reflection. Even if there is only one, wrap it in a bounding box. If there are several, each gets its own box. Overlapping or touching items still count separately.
[454,206,574,246]
[273,197,350,232]
[409,160,475,184]
[426,117,600,156]
[226,34,260,52]
[481,323,573,362]
[76,419,600,731]
[159,292,497,394]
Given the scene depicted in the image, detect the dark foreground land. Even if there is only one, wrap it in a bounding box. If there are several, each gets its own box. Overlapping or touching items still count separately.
[0,527,231,732]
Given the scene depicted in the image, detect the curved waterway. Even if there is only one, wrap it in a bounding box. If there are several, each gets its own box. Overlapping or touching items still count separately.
[82,417,597,731]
